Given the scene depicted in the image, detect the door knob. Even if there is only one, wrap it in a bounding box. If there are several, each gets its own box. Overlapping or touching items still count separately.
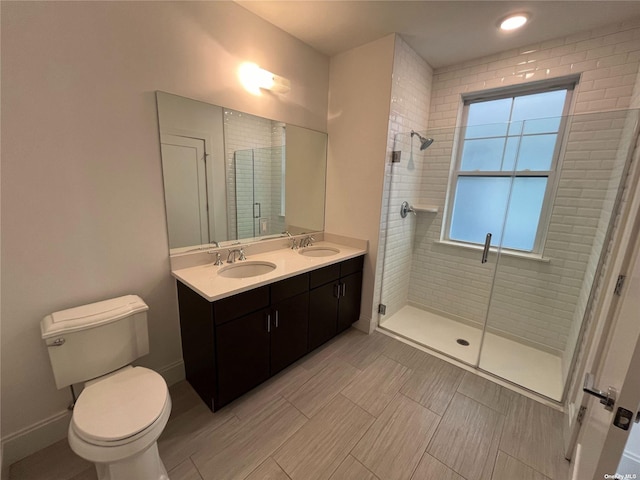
[583,372,616,411]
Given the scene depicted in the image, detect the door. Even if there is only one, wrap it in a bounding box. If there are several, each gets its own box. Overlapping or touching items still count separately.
[271,292,309,375]
[571,223,640,479]
[215,308,270,406]
[309,282,339,350]
[337,271,363,333]
[160,134,208,248]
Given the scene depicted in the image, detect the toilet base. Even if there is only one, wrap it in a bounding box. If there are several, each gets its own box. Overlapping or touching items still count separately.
[95,442,169,480]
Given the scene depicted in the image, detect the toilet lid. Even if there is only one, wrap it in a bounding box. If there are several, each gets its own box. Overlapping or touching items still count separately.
[72,367,169,443]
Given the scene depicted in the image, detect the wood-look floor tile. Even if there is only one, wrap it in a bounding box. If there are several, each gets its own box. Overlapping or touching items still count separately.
[329,455,379,480]
[158,401,238,471]
[9,438,92,480]
[192,396,306,480]
[229,364,314,420]
[299,329,363,374]
[410,453,465,480]
[285,359,360,417]
[245,457,292,480]
[427,393,504,480]
[352,394,440,480]
[274,394,375,480]
[400,356,463,415]
[337,331,392,370]
[342,355,412,416]
[168,458,204,480]
[500,395,569,480]
[382,340,433,371]
[492,452,551,480]
[457,372,514,414]
[69,468,97,480]
[168,381,205,420]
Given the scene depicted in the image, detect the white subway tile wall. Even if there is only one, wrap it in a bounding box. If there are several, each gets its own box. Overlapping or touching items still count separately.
[395,20,640,367]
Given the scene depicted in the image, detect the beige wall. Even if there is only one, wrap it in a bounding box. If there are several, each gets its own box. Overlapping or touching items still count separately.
[1,0,328,463]
[325,34,396,333]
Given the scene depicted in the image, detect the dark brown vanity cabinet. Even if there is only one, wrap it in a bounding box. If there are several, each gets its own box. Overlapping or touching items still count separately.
[309,256,364,350]
[176,255,363,411]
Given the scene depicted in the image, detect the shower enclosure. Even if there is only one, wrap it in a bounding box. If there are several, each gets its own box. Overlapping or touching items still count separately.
[233,146,286,239]
[377,109,639,401]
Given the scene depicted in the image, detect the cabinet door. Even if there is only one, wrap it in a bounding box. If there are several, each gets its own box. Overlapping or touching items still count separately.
[271,292,309,375]
[215,308,270,407]
[309,282,339,350]
[337,271,363,333]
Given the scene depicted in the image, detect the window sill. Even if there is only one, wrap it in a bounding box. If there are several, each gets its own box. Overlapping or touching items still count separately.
[434,240,551,263]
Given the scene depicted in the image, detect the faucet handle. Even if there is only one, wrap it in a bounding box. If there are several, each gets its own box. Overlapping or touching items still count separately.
[291,238,299,250]
[239,248,246,261]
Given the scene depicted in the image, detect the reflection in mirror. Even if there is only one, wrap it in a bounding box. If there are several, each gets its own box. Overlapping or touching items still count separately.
[156,92,327,253]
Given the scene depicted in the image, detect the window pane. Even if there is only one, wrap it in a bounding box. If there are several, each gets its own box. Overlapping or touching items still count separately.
[460,138,505,171]
[466,98,512,138]
[450,177,510,245]
[502,177,547,251]
[510,90,566,134]
[514,134,557,171]
[501,137,520,171]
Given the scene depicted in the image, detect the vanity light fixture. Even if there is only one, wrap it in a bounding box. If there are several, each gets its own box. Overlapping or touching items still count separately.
[238,62,291,95]
[499,13,529,31]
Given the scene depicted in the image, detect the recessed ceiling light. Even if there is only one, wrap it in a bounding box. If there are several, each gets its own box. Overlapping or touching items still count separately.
[500,14,529,31]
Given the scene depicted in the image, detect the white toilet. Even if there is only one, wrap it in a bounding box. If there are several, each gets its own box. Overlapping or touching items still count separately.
[41,295,172,480]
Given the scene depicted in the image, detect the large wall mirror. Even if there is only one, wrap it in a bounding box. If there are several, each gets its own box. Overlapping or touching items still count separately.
[156,92,327,253]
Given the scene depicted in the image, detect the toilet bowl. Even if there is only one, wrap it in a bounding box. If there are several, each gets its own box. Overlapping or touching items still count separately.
[68,366,172,480]
[41,295,172,480]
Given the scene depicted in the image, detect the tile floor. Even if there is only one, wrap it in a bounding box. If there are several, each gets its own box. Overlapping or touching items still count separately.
[9,328,571,480]
[380,305,564,400]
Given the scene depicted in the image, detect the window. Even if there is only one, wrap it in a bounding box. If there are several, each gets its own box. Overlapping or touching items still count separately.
[445,81,575,253]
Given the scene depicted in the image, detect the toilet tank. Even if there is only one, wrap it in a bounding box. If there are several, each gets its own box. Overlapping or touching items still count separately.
[41,295,149,389]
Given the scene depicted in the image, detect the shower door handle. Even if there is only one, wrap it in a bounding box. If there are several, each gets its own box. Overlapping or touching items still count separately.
[254,202,261,219]
[583,372,616,411]
[481,233,492,264]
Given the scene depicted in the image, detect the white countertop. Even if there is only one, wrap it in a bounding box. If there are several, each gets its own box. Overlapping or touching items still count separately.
[171,240,367,302]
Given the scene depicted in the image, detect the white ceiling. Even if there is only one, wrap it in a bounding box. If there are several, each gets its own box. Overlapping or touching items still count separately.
[236,1,640,68]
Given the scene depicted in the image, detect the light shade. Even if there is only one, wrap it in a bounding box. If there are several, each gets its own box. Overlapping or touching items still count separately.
[500,14,529,31]
[238,62,291,95]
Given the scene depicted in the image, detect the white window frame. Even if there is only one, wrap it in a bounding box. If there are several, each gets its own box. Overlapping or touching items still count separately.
[442,77,578,255]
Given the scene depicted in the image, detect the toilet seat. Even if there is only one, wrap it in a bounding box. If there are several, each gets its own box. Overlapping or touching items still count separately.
[72,366,169,446]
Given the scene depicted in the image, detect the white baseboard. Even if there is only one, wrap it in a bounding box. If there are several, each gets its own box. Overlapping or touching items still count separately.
[1,359,185,474]
[157,359,185,387]
[1,409,71,474]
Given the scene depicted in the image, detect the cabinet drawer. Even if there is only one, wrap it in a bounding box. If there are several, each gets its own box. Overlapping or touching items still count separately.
[271,273,309,304]
[213,286,269,325]
[340,256,364,277]
[309,264,340,289]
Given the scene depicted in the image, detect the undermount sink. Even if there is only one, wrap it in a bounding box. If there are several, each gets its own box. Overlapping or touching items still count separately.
[218,261,277,279]
[298,246,341,257]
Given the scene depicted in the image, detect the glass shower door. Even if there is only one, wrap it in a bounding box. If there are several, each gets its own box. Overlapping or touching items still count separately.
[479,109,640,401]
[377,126,511,366]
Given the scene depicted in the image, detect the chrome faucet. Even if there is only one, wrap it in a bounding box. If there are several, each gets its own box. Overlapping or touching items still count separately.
[210,251,223,266]
[227,248,246,263]
[301,236,315,248]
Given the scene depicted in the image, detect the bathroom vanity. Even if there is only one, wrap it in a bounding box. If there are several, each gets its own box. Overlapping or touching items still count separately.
[172,239,366,411]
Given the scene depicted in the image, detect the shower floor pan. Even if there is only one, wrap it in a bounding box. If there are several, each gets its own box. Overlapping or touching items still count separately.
[379,305,563,401]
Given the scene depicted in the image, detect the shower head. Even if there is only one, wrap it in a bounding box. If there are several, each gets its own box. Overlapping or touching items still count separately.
[411,130,434,151]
